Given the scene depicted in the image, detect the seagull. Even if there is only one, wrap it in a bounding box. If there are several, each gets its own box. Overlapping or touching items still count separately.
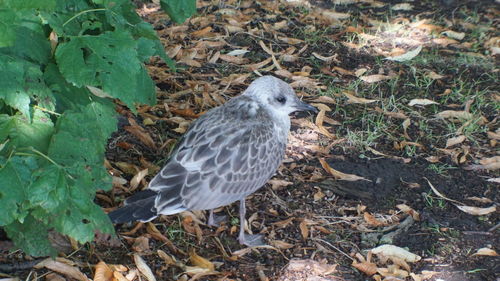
[109,76,317,246]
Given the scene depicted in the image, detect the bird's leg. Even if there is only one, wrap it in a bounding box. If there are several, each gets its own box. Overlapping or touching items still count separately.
[207,209,226,227]
[237,200,265,246]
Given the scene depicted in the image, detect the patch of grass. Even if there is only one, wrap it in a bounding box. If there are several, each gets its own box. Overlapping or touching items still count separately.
[165,220,186,242]
[423,193,447,209]
[427,163,456,175]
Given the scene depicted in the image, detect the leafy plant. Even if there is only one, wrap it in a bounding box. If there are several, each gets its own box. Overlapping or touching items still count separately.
[0,0,195,256]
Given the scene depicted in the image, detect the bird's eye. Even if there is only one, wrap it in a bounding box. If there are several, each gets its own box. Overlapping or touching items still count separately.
[276,96,286,104]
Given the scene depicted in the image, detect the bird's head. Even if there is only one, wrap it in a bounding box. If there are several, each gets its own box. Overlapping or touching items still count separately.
[243,76,318,116]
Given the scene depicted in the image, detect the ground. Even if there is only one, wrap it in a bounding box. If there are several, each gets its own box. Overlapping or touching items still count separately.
[1,0,499,280]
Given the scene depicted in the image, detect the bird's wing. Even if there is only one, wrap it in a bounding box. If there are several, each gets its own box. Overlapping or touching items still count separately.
[149,106,286,211]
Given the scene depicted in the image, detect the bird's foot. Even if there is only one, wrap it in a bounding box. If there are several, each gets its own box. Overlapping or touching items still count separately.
[238,233,265,247]
[207,214,227,227]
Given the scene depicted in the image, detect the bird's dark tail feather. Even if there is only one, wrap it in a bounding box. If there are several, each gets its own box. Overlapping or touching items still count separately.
[108,190,158,223]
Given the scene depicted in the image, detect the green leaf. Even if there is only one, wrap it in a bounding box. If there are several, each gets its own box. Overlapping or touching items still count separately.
[0,156,37,225]
[0,109,55,155]
[29,165,68,213]
[55,30,156,109]
[47,101,116,190]
[0,10,18,47]
[160,0,196,24]
[4,214,56,257]
[52,183,114,243]
[1,0,56,10]
[0,55,54,118]
[1,25,51,65]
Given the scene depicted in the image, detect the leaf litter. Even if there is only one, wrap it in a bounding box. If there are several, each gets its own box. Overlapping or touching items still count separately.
[5,0,499,280]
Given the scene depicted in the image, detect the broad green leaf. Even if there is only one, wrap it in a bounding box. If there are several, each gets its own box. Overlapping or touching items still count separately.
[48,101,116,190]
[55,30,156,109]
[44,63,99,112]
[0,0,56,10]
[0,109,54,155]
[0,156,37,225]
[29,165,68,213]
[4,215,56,257]
[52,180,114,243]
[0,55,54,118]
[0,10,18,47]
[1,25,51,65]
[160,0,196,24]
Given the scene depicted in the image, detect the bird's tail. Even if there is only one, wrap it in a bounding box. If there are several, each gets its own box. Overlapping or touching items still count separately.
[108,190,158,223]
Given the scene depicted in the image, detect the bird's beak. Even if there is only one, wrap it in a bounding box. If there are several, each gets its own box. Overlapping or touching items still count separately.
[294,100,318,113]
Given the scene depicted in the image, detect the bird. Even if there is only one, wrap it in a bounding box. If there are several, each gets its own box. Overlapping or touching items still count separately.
[108,75,317,246]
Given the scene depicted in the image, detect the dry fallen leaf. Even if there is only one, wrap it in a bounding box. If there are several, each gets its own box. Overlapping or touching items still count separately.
[360,74,395,83]
[320,158,371,182]
[352,261,378,276]
[35,258,90,281]
[472,248,499,256]
[93,261,113,281]
[445,135,466,148]
[442,30,465,40]
[465,156,500,171]
[124,118,157,149]
[130,168,149,191]
[343,92,378,104]
[299,220,309,240]
[371,245,421,262]
[269,179,293,190]
[391,3,413,10]
[189,248,215,271]
[436,110,473,120]
[363,212,386,227]
[386,45,422,62]
[270,240,295,250]
[408,98,438,106]
[426,71,445,80]
[455,205,496,216]
[134,254,157,281]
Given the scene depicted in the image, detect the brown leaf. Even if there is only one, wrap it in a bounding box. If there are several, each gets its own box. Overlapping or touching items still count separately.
[219,54,249,64]
[319,158,371,182]
[189,248,215,271]
[191,26,213,37]
[445,135,466,148]
[277,36,304,45]
[359,74,394,83]
[270,240,294,249]
[371,244,421,262]
[352,261,378,276]
[426,71,445,80]
[465,156,500,171]
[408,98,438,106]
[134,254,156,281]
[130,168,148,191]
[312,52,339,62]
[396,204,420,221]
[343,92,378,104]
[363,212,386,227]
[299,220,309,240]
[93,261,113,281]
[272,217,295,228]
[436,110,473,120]
[432,37,458,46]
[35,258,90,281]
[268,179,293,191]
[472,248,499,256]
[132,236,150,253]
[124,118,156,149]
[455,205,496,216]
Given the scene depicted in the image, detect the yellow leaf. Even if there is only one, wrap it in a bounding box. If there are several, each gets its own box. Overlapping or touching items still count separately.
[189,249,215,271]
